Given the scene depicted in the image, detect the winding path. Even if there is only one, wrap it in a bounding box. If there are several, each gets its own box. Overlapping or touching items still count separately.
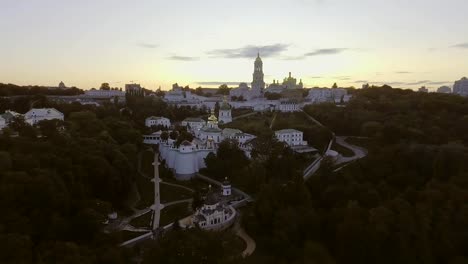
[232,111,257,120]
[162,198,193,208]
[333,136,368,172]
[234,218,256,258]
[160,181,195,193]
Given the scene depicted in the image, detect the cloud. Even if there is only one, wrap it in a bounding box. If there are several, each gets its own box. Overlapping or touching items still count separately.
[167,55,199,61]
[395,71,412,74]
[304,48,347,57]
[333,76,351,80]
[368,80,450,86]
[406,80,431,85]
[137,43,158,49]
[427,81,450,85]
[309,76,323,79]
[353,80,368,83]
[452,43,468,49]
[371,81,407,86]
[207,44,289,58]
[196,81,244,86]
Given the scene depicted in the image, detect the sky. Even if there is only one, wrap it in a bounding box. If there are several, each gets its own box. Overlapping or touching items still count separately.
[1,0,468,91]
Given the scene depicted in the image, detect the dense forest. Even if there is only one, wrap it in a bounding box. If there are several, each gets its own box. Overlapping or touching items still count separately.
[240,87,468,264]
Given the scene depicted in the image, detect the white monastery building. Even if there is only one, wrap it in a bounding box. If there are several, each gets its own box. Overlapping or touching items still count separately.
[84,89,126,103]
[145,116,171,128]
[182,117,206,134]
[275,129,308,146]
[218,97,232,124]
[24,108,64,125]
[278,100,301,112]
[192,181,237,231]
[145,109,256,180]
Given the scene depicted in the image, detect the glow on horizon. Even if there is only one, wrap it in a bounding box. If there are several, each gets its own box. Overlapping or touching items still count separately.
[1,0,468,91]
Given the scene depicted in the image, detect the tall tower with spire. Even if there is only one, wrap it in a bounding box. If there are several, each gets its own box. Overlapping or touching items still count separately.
[251,52,265,96]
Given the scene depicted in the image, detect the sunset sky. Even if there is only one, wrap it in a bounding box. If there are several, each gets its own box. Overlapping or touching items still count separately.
[1,0,468,91]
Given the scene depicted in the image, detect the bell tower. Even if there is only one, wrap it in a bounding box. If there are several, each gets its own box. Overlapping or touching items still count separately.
[251,52,265,95]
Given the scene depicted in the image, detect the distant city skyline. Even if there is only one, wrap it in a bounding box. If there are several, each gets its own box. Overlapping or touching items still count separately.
[1,0,468,91]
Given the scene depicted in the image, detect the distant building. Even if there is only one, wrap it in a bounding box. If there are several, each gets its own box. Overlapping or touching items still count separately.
[264,81,285,94]
[281,72,303,90]
[306,88,348,104]
[47,81,70,90]
[251,53,265,97]
[58,81,66,89]
[159,139,216,180]
[199,110,223,143]
[192,182,237,231]
[182,117,206,134]
[0,110,21,125]
[125,83,144,96]
[266,72,304,94]
[145,116,171,128]
[155,111,255,180]
[453,77,468,96]
[84,89,126,103]
[278,100,300,112]
[218,97,232,124]
[437,86,452,94]
[24,108,64,125]
[143,131,163,145]
[418,86,429,93]
[0,115,6,130]
[229,53,265,100]
[275,129,308,146]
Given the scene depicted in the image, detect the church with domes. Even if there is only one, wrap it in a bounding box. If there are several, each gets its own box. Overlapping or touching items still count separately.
[218,96,232,124]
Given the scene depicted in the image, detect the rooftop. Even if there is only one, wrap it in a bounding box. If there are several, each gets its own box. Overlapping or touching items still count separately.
[26,108,63,117]
[146,116,168,120]
[275,129,302,134]
[184,117,205,122]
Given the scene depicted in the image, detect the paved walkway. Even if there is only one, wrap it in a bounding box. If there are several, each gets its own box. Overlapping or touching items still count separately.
[160,181,195,193]
[301,110,335,180]
[234,218,256,258]
[333,136,368,171]
[162,198,193,208]
[232,111,257,120]
[269,112,277,129]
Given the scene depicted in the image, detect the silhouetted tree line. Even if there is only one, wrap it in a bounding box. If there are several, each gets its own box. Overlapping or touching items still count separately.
[0,83,84,96]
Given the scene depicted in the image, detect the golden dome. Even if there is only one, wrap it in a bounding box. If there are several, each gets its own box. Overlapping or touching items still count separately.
[208,108,217,121]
